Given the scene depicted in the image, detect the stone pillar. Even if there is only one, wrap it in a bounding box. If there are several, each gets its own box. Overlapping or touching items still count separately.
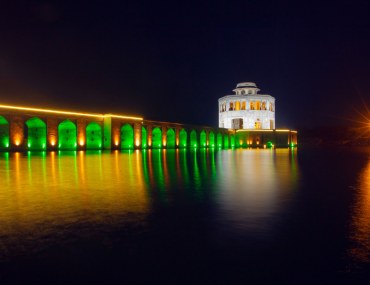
[111,119,121,150]
[175,128,180,148]
[147,125,153,148]
[103,116,112,150]
[134,122,142,149]
[10,116,25,151]
[47,118,59,150]
[77,119,86,150]
[162,126,167,148]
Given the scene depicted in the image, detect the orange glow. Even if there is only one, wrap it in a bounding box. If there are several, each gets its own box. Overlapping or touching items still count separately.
[50,139,56,146]
[135,139,140,147]
[0,104,143,120]
[79,139,85,146]
[15,139,21,146]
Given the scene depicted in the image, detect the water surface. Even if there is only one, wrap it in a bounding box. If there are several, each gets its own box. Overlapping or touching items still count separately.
[0,148,369,282]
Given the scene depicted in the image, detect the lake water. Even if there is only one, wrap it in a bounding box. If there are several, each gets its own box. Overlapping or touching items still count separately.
[0,148,369,283]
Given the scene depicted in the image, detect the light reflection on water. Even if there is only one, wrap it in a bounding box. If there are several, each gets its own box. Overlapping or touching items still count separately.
[349,155,370,265]
[215,149,299,235]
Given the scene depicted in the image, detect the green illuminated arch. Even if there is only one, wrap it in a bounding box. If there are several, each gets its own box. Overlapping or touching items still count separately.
[86,122,102,150]
[142,126,147,148]
[152,127,162,149]
[200,130,206,147]
[190,130,198,148]
[179,129,187,148]
[230,134,235,147]
[121,123,134,149]
[58,120,77,150]
[166,128,176,149]
[223,134,229,149]
[216,133,223,148]
[26,117,47,150]
[209,131,215,147]
[0,116,9,150]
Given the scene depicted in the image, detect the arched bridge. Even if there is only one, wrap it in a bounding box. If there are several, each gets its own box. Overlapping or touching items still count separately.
[0,104,297,151]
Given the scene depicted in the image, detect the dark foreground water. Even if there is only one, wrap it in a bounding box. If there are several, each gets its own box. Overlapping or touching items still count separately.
[0,148,370,283]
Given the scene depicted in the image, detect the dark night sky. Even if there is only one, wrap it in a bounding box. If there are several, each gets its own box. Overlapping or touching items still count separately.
[1,0,370,128]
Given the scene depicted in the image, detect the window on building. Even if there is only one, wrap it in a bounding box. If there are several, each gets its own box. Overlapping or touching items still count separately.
[229,102,234,111]
[261,101,267,110]
[235,101,240,110]
[241,101,246,110]
[256,101,261,110]
[250,101,255,110]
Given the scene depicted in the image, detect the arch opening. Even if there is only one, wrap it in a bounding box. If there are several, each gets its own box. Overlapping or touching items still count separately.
[200,130,206,147]
[0,116,9,150]
[152,127,162,149]
[179,129,187,148]
[166,128,176,149]
[142,126,147,148]
[190,130,198,148]
[223,135,229,149]
[86,122,102,150]
[121,124,134,149]
[58,120,77,150]
[209,131,215,147]
[216,133,223,148]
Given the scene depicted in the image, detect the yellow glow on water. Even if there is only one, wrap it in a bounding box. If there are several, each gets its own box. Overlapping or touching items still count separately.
[0,152,150,238]
[349,155,370,263]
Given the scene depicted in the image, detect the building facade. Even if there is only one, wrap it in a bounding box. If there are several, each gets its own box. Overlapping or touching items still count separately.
[218,82,275,129]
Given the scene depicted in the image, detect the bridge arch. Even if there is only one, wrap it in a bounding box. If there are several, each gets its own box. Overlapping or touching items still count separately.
[166,128,176,149]
[121,123,134,149]
[141,126,147,148]
[26,117,47,150]
[0,116,9,150]
[179,129,187,148]
[230,134,235,148]
[223,134,229,149]
[86,122,102,150]
[58,120,77,150]
[152,127,162,149]
[200,130,206,147]
[190,130,198,148]
[216,133,223,148]
[209,131,215,147]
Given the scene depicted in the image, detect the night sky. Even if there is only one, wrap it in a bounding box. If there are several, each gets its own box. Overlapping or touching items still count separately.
[1,0,370,128]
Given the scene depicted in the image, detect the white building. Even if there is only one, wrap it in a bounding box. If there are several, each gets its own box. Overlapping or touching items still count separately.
[218,82,275,129]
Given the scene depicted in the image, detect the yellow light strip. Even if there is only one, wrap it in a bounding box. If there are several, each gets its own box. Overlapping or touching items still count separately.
[0,104,143,120]
[275,129,291,132]
[107,114,143,120]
